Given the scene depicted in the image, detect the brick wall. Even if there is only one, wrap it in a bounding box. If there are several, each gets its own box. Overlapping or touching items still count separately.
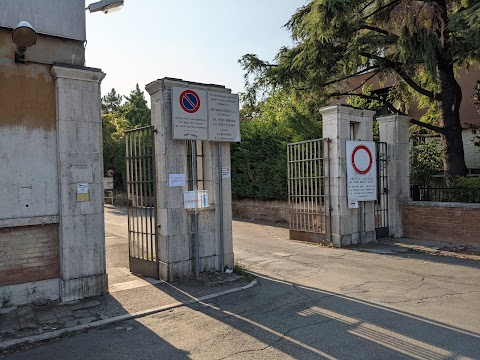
[233,200,289,223]
[402,202,480,245]
[0,225,60,286]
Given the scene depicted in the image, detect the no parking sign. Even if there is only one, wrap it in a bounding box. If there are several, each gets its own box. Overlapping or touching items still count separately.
[346,141,377,204]
[172,87,208,140]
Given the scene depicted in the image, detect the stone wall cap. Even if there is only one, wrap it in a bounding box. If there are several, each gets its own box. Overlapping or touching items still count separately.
[0,215,59,229]
[320,104,376,118]
[53,63,102,72]
[146,77,231,95]
[51,65,105,82]
[377,114,412,123]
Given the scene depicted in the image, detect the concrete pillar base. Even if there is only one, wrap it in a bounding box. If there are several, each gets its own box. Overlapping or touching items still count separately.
[60,274,108,302]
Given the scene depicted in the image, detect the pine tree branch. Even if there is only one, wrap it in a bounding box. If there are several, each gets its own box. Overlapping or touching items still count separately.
[362,0,401,20]
[360,0,377,15]
[329,91,447,134]
[322,66,380,87]
[328,92,395,111]
[359,52,440,100]
[357,25,399,40]
[410,118,446,135]
[349,71,379,92]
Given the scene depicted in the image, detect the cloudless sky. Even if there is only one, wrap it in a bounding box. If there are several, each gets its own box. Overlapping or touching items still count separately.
[85,0,307,100]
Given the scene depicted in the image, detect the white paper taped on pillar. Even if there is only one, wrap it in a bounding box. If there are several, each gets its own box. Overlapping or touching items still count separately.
[184,190,208,209]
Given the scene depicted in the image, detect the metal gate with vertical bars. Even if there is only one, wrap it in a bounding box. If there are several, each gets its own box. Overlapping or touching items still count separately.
[287,139,331,243]
[375,141,389,238]
[125,126,159,279]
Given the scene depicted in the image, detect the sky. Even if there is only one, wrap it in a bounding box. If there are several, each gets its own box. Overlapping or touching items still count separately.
[85,0,307,101]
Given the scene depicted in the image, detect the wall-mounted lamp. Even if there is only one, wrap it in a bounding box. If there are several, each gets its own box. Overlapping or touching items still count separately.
[12,21,37,64]
[87,0,124,14]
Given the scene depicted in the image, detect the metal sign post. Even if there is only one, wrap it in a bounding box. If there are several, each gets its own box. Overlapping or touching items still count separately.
[218,143,225,273]
[192,141,200,279]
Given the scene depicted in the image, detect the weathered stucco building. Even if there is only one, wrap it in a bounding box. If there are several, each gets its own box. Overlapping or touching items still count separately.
[0,0,107,306]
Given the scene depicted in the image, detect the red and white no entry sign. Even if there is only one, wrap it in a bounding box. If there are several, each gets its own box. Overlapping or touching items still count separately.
[351,145,373,175]
[346,140,377,202]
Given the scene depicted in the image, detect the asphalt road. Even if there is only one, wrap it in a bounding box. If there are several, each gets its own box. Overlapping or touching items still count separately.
[4,207,480,359]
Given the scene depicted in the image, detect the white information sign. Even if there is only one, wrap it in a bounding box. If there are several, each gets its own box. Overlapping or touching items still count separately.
[169,174,186,187]
[346,141,377,202]
[103,178,114,190]
[77,183,89,194]
[184,190,209,209]
[172,87,208,140]
[208,92,241,142]
[222,167,231,179]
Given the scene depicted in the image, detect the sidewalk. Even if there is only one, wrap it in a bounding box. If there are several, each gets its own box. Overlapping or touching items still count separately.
[239,217,480,260]
[0,271,255,353]
[359,238,480,260]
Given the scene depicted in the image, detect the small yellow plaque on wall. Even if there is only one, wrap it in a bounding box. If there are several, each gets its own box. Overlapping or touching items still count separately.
[77,183,90,202]
[76,193,90,202]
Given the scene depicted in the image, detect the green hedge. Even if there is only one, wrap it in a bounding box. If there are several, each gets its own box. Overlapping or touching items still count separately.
[455,177,480,189]
[231,117,322,201]
[231,121,290,201]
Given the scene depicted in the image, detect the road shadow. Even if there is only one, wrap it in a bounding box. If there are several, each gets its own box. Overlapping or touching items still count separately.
[233,217,289,229]
[1,273,251,359]
[188,272,480,359]
[4,269,479,359]
[346,243,480,270]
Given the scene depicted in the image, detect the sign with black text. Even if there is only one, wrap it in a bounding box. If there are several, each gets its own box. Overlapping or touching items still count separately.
[346,141,377,203]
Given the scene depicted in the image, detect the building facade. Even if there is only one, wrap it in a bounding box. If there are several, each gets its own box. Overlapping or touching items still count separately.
[0,0,107,306]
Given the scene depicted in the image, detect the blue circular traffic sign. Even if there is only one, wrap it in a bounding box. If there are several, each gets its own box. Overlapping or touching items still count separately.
[180,90,201,113]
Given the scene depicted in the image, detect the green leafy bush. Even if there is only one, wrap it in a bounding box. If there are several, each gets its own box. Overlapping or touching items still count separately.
[231,92,322,201]
[455,177,480,189]
[410,139,443,186]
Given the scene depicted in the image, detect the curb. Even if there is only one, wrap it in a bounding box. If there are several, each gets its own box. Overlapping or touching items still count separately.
[0,279,258,352]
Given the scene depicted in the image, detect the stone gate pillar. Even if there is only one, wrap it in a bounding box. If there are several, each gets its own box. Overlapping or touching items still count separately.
[146,78,234,281]
[320,105,376,246]
[51,65,107,302]
[377,114,411,238]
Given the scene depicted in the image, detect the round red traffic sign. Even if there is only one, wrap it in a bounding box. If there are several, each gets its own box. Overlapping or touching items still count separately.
[351,145,373,175]
[180,90,201,113]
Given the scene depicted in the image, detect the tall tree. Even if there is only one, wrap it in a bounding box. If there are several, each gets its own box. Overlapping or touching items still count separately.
[240,0,480,186]
[101,88,123,113]
[122,84,151,127]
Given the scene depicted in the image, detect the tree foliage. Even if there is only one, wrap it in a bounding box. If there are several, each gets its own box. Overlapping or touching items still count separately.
[102,88,122,114]
[121,84,151,127]
[101,86,151,189]
[240,0,480,185]
[410,138,443,186]
[232,91,322,201]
